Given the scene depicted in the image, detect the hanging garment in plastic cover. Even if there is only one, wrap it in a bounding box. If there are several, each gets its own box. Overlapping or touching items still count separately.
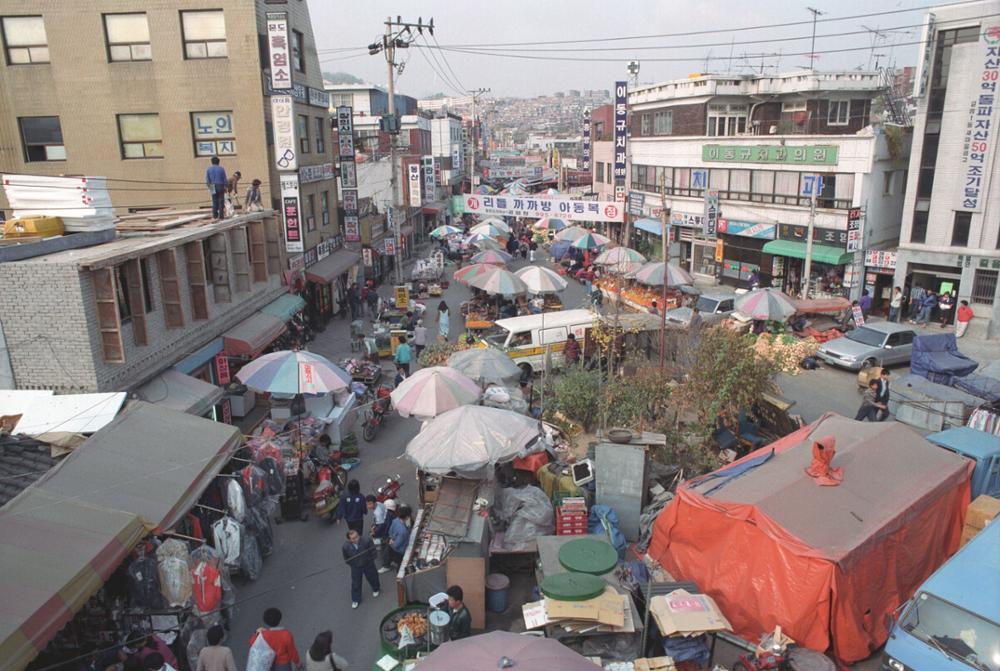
[127,552,163,610]
[226,478,246,522]
[244,504,274,557]
[494,485,554,551]
[240,531,263,581]
[212,516,243,568]
[241,464,270,509]
[257,456,286,497]
[156,538,193,607]
[190,546,226,615]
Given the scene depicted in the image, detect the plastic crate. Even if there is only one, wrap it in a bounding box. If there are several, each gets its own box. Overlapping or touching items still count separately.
[556,509,588,536]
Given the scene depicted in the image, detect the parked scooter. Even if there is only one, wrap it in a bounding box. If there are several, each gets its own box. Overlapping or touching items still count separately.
[375,474,402,504]
[362,385,393,442]
[312,456,348,522]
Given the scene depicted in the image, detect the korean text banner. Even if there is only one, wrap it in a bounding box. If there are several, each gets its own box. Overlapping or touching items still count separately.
[613,81,628,182]
[266,13,291,92]
[279,174,303,253]
[271,95,296,171]
[463,195,623,223]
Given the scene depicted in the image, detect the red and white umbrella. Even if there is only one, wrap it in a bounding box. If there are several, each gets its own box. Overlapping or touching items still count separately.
[632,261,694,287]
[390,367,481,420]
[735,288,797,321]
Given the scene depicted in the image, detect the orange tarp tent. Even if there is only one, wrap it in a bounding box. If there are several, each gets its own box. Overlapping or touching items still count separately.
[648,414,972,663]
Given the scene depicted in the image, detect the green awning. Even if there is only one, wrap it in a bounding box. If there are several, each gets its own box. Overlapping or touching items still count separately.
[260,294,306,322]
[762,240,854,265]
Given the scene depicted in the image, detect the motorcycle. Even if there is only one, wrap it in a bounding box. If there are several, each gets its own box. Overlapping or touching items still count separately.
[375,474,403,503]
[312,455,348,523]
[362,384,393,442]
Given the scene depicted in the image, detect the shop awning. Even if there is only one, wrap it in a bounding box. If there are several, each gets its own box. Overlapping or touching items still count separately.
[305,249,361,284]
[0,489,147,670]
[134,369,224,417]
[422,202,444,214]
[0,391,126,436]
[173,337,224,376]
[634,218,667,236]
[27,402,241,534]
[761,240,854,265]
[223,312,286,357]
[260,293,306,322]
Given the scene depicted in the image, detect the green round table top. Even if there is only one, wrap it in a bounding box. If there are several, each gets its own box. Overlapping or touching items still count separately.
[539,572,606,602]
[558,538,618,575]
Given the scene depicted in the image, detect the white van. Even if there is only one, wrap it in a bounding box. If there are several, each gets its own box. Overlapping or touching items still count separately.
[483,309,594,376]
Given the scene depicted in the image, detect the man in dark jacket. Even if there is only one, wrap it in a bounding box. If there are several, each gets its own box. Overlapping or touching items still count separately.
[338,479,366,534]
[446,585,472,639]
[342,529,380,608]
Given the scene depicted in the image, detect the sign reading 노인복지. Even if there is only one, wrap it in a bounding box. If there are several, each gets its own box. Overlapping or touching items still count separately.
[463,195,623,223]
[702,144,838,165]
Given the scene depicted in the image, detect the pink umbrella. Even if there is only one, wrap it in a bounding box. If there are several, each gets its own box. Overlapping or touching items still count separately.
[416,631,600,671]
[389,366,481,419]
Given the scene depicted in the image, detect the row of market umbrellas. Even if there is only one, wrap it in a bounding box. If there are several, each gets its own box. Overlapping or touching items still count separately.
[454,262,567,296]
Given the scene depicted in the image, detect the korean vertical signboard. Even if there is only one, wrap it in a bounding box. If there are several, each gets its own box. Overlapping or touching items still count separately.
[337,106,360,242]
[846,207,863,252]
[960,24,1000,212]
[266,13,292,91]
[581,109,592,171]
[407,162,422,207]
[422,156,435,198]
[280,174,303,252]
[271,95,296,171]
[703,189,719,239]
[613,82,628,203]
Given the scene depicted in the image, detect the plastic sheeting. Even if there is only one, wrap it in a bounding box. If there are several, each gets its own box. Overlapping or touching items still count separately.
[1,174,116,231]
[910,333,979,384]
[494,486,554,551]
[647,413,973,664]
[156,539,192,608]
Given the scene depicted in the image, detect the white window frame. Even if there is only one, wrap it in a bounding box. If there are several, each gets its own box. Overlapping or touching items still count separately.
[828,100,850,126]
[707,104,748,137]
[180,10,227,60]
[2,15,49,64]
[104,13,151,62]
[118,113,163,159]
[653,110,673,135]
[640,114,651,136]
[781,100,807,112]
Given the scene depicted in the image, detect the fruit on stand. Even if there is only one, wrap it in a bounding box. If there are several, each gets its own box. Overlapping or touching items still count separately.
[753,333,820,374]
[417,340,474,367]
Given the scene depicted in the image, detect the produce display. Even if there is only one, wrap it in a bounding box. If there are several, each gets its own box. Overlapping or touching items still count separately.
[595,278,680,310]
[753,333,820,374]
[418,340,475,367]
[396,612,428,637]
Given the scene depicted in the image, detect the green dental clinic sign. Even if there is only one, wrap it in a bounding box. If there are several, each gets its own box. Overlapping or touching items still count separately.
[702,144,838,165]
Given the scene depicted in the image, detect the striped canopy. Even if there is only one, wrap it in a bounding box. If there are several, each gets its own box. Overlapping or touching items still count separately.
[571,232,612,251]
[447,348,522,385]
[467,267,527,296]
[470,223,505,238]
[595,246,646,266]
[236,350,351,396]
[534,217,569,231]
[632,261,694,287]
[390,366,481,419]
[453,263,500,285]
[430,225,461,238]
[735,288,797,321]
[471,249,513,265]
[514,265,568,294]
[555,226,589,242]
[479,217,511,233]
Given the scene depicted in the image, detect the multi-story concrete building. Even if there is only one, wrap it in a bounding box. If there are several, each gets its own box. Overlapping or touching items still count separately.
[626,70,911,305]
[0,1,352,321]
[895,1,1000,337]
[590,104,616,203]
[0,211,290,394]
[431,113,465,190]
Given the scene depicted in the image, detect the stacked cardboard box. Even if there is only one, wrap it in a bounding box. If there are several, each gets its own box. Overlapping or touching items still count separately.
[961,495,1000,546]
[649,589,732,638]
[521,586,636,634]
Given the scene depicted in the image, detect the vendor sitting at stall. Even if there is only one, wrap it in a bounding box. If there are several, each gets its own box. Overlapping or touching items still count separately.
[446,585,472,640]
[387,504,412,569]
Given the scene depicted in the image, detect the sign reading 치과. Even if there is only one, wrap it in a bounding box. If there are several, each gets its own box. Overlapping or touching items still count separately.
[702,144,838,165]
[463,195,623,223]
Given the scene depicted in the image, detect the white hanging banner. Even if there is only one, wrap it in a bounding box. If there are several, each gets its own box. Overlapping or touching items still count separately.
[463,194,623,223]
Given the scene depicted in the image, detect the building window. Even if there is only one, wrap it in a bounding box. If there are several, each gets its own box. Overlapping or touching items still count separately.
[596,162,604,183]
[827,100,850,125]
[104,13,151,62]
[18,116,64,161]
[882,171,893,196]
[305,193,316,232]
[191,111,236,156]
[653,110,672,135]
[298,114,310,153]
[315,117,325,153]
[321,191,329,226]
[707,104,747,136]
[971,269,998,305]
[2,16,48,64]
[910,211,928,244]
[952,211,972,247]
[181,10,227,59]
[118,113,163,158]
[781,100,807,112]
[640,114,651,136]
[291,29,304,73]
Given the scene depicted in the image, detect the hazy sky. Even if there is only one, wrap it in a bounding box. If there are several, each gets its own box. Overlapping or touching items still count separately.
[306,0,948,98]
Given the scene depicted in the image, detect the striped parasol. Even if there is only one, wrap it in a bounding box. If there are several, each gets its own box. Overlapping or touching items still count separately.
[514,265,568,294]
[479,217,511,233]
[534,217,569,231]
[390,366,481,419]
[430,224,461,238]
[571,232,612,251]
[554,226,589,242]
[469,223,505,238]
[447,348,522,385]
[735,288,797,321]
[467,267,527,295]
[236,350,351,396]
[453,263,500,285]
[632,261,694,287]
[471,249,513,265]
[595,246,646,266]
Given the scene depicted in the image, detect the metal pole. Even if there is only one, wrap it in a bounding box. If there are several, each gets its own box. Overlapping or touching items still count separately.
[470,92,476,191]
[801,175,818,298]
[385,18,402,285]
[659,175,670,370]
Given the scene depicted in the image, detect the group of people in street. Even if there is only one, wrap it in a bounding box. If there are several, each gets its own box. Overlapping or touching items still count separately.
[856,369,892,422]
[880,285,974,337]
[245,607,348,671]
[204,156,261,220]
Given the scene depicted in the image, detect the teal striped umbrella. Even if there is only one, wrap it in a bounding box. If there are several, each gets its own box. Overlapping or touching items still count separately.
[554,226,589,242]
[571,232,612,251]
[479,217,511,233]
[595,246,646,266]
[236,350,351,396]
[471,249,513,265]
[430,224,461,238]
[534,217,569,231]
[453,263,499,285]
[470,223,504,238]
[735,288,796,321]
[632,261,694,287]
[467,267,527,296]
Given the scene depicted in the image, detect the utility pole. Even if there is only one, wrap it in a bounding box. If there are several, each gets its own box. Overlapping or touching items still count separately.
[801,174,819,299]
[468,87,490,191]
[658,175,670,370]
[369,16,433,285]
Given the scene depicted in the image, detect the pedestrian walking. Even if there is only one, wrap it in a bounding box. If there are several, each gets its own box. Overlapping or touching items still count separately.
[196,625,236,671]
[305,631,349,671]
[394,338,413,375]
[366,287,379,320]
[563,333,581,366]
[368,495,394,573]
[938,292,954,328]
[529,239,538,262]
[386,505,412,569]
[888,287,903,322]
[858,289,872,317]
[338,479,366,534]
[854,380,887,422]
[347,283,361,321]
[342,529,380,609]
[437,301,450,342]
[248,608,300,671]
[205,157,228,220]
[907,285,925,321]
[876,368,891,421]
[915,289,937,324]
[956,300,974,337]
[413,319,427,358]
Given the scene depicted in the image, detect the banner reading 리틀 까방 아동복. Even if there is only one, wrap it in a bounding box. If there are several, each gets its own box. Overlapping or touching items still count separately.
[462,195,623,223]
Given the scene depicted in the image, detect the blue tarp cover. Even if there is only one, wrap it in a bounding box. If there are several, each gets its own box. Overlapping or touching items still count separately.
[909,333,978,385]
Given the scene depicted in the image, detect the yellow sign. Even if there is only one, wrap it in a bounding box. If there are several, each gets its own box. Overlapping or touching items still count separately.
[714,239,724,263]
[394,285,409,309]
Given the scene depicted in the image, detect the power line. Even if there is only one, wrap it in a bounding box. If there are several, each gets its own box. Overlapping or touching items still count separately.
[429,32,467,92]
[415,34,465,96]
